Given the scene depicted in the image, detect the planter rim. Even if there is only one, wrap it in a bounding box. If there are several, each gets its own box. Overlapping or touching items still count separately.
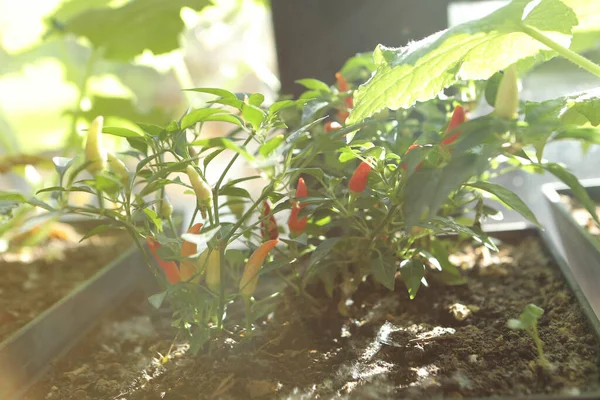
[541,180,600,254]
[541,178,600,203]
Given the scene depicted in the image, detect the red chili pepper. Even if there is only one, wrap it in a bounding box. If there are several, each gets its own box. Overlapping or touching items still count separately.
[146,237,180,284]
[401,144,424,171]
[180,223,203,282]
[338,110,350,122]
[260,201,278,240]
[349,161,372,194]
[325,121,343,132]
[442,105,466,146]
[335,72,353,123]
[295,177,307,199]
[288,177,308,234]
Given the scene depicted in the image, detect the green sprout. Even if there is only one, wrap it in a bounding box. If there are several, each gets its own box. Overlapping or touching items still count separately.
[507,304,550,368]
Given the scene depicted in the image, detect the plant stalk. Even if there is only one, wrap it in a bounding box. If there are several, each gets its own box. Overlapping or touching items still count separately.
[521,24,600,78]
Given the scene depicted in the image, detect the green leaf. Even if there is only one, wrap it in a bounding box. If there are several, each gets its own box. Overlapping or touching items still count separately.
[26,197,54,211]
[143,208,163,232]
[94,173,123,192]
[537,162,600,223]
[191,137,255,162]
[63,0,211,60]
[51,0,112,22]
[79,224,118,242]
[180,109,229,129]
[430,216,498,252]
[203,148,225,170]
[285,167,324,181]
[185,88,237,99]
[269,100,297,114]
[371,251,396,290]
[81,96,169,126]
[508,303,544,329]
[429,240,468,285]
[399,259,425,299]
[349,0,578,123]
[0,192,26,202]
[284,117,327,149]
[466,181,541,227]
[560,90,600,127]
[526,89,600,127]
[259,135,285,157]
[148,291,167,309]
[402,153,490,229]
[553,128,600,143]
[209,98,266,131]
[201,113,245,128]
[300,101,329,125]
[295,78,331,93]
[308,237,341,269]
[102,126,143,138]
[138,123,164,136]
[218,186,251,199]
[248,93,265,107]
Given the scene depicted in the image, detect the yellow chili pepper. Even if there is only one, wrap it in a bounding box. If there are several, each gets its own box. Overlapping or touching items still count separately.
[84,116,106,175]
[494,65,519,120]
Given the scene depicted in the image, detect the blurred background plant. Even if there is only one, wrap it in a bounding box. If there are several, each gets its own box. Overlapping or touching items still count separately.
[0,0,278,249]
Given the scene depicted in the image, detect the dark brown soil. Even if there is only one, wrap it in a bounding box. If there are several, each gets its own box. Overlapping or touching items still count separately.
[0,223,132,341]
[25,233,600,399]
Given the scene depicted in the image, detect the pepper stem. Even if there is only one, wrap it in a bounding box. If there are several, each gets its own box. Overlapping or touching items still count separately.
[243,296,253,335]
[521,24,600,79]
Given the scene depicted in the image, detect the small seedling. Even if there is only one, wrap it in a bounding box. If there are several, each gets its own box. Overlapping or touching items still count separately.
[507,304,550,368]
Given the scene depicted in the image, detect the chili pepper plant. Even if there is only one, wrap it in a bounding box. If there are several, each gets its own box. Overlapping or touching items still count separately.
[3,0,600,354]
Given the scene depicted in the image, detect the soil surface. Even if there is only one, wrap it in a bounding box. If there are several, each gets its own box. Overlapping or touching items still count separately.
[0,223,132,341]
[25,233,600,399]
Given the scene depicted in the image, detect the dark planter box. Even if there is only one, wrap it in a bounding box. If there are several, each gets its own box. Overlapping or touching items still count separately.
[4,222,600,399]
[0,229,154,400]
[542,180,600,318]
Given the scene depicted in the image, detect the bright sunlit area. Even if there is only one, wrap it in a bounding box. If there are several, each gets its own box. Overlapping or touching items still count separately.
[1,1,600,399]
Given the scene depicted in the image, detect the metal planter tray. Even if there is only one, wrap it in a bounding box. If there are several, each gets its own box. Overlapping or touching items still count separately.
[542,179,600,318]
[0,240,153,399]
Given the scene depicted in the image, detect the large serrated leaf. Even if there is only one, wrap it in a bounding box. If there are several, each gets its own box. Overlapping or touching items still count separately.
[349,0,577,123]
[63,0,211,60]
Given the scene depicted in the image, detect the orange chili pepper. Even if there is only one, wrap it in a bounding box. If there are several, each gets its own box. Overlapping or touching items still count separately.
[146,237,180,284]
[441,105,466,146]
[239,240,278,299]
[179,223,203,282]
[336,72,349,92]
[349,161,372,194]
